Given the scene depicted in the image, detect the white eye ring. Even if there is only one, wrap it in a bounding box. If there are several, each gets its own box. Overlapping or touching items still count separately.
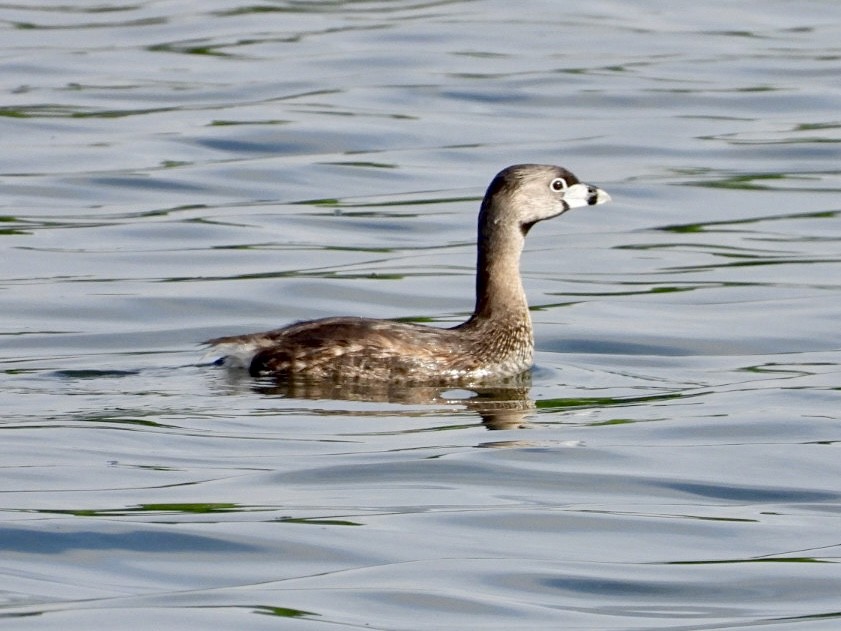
[550,177,568,192]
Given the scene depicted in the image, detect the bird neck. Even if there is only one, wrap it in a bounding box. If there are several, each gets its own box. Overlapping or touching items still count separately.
[470,218,530,324]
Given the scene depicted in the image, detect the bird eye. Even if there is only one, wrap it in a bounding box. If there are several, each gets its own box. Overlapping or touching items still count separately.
[550,177,568,192]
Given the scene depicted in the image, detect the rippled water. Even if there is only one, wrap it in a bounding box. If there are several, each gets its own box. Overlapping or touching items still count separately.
[3,1,841,628]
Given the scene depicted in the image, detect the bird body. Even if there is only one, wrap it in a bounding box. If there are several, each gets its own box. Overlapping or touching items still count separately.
[206,164,610,384]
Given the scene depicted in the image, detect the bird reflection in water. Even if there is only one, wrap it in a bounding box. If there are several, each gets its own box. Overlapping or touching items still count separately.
[213,369,535,431]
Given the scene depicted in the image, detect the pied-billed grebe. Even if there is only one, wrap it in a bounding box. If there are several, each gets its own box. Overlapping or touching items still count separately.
[206,164,610,384]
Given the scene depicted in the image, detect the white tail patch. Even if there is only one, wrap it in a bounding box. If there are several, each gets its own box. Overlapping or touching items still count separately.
[202,340,264,369]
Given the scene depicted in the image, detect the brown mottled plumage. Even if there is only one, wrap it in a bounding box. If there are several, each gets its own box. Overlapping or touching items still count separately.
[206,164,610,384]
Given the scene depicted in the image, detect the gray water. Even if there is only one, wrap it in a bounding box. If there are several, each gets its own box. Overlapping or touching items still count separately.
[3,1,841,628]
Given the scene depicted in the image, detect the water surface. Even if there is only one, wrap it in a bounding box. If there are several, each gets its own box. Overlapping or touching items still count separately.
[2,1,841,628]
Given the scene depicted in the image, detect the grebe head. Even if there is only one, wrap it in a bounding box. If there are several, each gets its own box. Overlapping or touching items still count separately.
[481,164,611,234]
